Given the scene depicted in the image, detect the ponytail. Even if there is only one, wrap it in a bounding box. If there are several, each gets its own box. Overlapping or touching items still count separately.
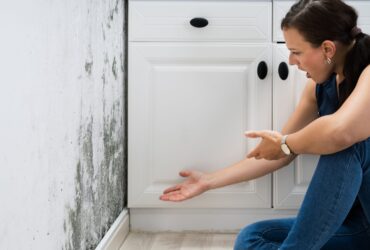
[340,33,370,105]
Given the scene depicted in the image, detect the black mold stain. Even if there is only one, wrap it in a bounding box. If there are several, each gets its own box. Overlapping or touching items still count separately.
[104,53,109,65]
[109,0,120,21]
[65,161,83,250]
[64,118,94,250]
[85,61,93,76]
[64,63,125,250]
[64,1,126,249]
[107,0,120,29]
[120,52,124,74]
[103,100,125,217]
[64,113,124,249]
[102,23,106,41]
[101,72,106,86]
[112,57,117,80]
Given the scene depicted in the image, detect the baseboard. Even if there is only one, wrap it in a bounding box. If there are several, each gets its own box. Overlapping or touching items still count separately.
[96,209,130,250]
[130,208,298,232]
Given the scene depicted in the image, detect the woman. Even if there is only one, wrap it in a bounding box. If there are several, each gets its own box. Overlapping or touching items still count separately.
[160,0,370,249]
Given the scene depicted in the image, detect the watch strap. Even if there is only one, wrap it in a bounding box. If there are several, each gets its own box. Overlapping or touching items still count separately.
[281,135,295,155]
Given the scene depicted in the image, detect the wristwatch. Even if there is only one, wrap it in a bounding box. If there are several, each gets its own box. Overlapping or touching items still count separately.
[281,135,292,155]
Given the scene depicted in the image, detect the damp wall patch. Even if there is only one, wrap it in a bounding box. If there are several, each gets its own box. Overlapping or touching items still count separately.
[0,0,126,249]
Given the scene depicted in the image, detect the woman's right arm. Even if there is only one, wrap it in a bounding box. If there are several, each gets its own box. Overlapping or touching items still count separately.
[160,78,318,202]
[160,157,295,202]
[202,156,295,190]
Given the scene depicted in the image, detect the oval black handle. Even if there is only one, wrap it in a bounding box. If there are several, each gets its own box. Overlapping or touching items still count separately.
[278,62,289,80]
[190,17,209,28]
[257,61,268,80]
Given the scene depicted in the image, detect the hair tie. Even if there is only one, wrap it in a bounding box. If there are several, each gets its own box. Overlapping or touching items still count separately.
[350,26,362,38]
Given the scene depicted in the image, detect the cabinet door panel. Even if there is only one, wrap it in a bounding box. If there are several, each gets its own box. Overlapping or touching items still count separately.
[129,0,272,42]
[273,0,294,42]
[272,44,319,209]
[129,43,272,208]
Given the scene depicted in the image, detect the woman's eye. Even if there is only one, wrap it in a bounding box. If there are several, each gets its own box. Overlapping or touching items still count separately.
[292,52,301,55]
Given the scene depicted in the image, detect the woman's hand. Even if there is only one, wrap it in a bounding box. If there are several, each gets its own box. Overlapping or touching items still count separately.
[160,170,210,202]
[245,130,287,160]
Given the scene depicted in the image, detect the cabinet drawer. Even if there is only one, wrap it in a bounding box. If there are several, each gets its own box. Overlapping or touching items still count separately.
[273,0,370,42]
[129,0,272,42]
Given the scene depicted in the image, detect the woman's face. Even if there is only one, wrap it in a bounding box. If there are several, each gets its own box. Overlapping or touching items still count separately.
[283,27,332,83]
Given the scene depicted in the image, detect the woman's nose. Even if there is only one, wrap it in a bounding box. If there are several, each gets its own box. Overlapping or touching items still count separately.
[288,54,297,65]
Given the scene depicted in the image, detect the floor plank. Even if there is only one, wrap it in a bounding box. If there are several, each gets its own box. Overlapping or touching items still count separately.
[120,232,237,250]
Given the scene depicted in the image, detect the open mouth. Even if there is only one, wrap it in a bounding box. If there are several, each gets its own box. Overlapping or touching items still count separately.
[306,72,311,78]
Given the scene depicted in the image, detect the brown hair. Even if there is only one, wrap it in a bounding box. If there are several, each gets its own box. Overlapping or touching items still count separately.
[281,0,370,105]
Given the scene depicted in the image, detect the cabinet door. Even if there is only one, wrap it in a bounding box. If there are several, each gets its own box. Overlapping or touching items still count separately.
[128,43,272,208]
[272,44,320,209]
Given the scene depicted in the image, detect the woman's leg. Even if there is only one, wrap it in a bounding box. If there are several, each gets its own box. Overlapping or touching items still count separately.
[234,218,294,250]
[234,200,370,250]
[234,144,370,250]
[321,198,370,250]
[280,146,364,249]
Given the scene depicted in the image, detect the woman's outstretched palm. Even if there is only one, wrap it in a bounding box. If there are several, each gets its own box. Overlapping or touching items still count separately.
[160,170,209,202]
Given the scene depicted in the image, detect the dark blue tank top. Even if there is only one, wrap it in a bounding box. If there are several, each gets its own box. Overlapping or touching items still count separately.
[316,74,370,168]
[316,74,339,117]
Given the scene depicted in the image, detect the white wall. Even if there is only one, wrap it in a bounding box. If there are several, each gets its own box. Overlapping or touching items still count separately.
[0,0,126,249]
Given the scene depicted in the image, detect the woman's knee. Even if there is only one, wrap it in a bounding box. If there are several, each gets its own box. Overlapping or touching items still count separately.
[234,222,262,250]
[234,219,293,250]
[234,223,260,250]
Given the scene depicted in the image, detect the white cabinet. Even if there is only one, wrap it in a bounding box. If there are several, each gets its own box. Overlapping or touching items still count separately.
[128,0,273,208]
[272,44,319,208]
[128,0,370,230]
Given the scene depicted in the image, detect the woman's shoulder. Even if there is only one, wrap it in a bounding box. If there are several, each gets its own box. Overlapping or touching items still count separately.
[357,64,370,87]
[336,64,370,142]
[361,64,370,75]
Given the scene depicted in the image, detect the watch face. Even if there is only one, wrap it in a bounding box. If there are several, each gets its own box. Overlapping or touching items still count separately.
[281,144,291,155]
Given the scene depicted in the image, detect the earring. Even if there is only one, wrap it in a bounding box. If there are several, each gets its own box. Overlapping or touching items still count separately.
[326,58,332,65]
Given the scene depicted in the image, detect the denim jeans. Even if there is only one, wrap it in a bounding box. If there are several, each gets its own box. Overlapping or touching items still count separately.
[234,138,370,250]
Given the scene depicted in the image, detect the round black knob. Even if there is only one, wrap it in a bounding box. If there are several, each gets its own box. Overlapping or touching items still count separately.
[257,61,268,80]
[278,62,289,80]
[190,18,209,28]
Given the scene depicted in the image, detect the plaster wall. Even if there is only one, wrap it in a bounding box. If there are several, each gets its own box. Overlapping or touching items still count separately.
[0,0,126,249]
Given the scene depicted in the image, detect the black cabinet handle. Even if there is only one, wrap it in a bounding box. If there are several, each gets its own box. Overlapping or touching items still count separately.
[190,18,209,28]
[278,62,289,80]
[257,61,268,80]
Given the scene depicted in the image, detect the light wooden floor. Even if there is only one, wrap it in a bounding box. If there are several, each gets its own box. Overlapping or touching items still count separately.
[119,232,237,250]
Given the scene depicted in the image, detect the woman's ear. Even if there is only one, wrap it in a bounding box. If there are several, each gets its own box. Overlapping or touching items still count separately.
[321,40,336,58]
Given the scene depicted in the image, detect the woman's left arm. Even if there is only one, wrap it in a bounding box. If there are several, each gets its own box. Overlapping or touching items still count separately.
[287,64,370,155]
